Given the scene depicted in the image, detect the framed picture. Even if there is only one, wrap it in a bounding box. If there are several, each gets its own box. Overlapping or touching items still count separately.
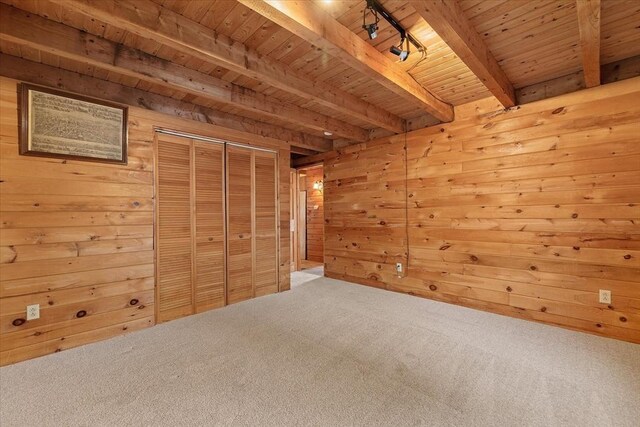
[19,83,128,164]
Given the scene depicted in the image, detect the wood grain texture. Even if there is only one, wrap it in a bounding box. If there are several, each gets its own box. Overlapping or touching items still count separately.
[0,76,291,365]
[324,77,640,343]
[45,0,406,133]
[412,0,515,107]
[194,142,226,312]
[0,53,330,153]
[226,146,254,304]
[254,151,279,296]
[0,77,154,364]
[576,0,602,87]
[155,136,227,322]
[239,0,453,122]
[4,0,638,139]
[226,146,280,303]
[0,3,367,142]
[156,135,193,322]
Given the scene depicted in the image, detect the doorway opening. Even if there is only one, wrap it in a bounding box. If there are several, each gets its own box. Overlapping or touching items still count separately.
[290,164,324,277]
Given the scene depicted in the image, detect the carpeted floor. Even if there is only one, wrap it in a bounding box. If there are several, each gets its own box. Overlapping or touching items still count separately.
[301,265,324,277]
[1,275,639,426]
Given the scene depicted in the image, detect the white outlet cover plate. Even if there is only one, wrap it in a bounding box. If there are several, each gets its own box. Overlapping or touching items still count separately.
[598,290,611,304]
[26,304,40,320]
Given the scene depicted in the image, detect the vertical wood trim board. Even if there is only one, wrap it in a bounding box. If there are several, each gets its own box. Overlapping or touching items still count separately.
[289,169,300,271]
[324,77,640,343]
[299,191,307,261]
[251,150,257,299]
[0,76,290,365]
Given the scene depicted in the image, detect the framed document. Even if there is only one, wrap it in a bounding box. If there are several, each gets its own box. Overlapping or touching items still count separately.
[19,83,128,164]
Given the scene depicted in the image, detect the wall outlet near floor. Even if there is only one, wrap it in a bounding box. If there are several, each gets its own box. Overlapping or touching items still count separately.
[26,304,40,321]
[396,262,403,275]
[599,290,612,304]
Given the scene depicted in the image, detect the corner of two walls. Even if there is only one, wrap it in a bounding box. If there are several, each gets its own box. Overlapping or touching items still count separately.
[324,77,640,343]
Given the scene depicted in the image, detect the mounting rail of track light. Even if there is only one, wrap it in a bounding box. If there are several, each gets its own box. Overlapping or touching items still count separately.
[362,0,426,62]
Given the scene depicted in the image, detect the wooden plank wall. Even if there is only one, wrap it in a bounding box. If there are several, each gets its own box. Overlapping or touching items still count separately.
[302,167,324,263]
[324,77,640,343]
[0,76,290,365]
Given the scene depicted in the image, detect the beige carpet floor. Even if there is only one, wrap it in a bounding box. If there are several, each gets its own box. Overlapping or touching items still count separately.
[300,265,324,277]
[1,274,639,426]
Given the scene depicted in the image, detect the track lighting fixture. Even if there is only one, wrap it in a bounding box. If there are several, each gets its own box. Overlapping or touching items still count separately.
[364,22,378,40]
[390,37,410,62]
[363,0,426,64]
[362,1,380,40]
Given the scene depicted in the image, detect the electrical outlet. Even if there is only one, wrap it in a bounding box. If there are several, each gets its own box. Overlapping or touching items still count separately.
[26,304,40,321]
[599,290,611,304]
[396,262,403,275]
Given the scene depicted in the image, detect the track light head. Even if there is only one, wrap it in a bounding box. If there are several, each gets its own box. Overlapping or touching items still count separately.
[364,22,378,40]
[390,44,409,61]
[362,2,380,41]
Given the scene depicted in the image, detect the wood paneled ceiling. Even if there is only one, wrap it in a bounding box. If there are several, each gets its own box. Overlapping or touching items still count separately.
[0,0,638,152]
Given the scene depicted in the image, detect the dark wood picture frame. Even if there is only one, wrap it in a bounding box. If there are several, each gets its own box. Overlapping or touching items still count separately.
[18,83,128,164]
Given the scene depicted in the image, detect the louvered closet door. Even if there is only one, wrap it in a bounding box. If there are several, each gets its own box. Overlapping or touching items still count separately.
[156,135,193,322]
[226,146,279,303]
[194,141,225,312]
[226,146,254,304]
[254,151,278,297]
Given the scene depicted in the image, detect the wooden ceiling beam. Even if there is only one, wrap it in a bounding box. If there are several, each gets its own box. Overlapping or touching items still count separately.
[0,53,330,153]
[411,0,516,108]
[576,0,601,88]
[0,4,367,143]
[45,0,406,134]
[516,55,640,105]
[239,0,454,122]
[292,152,328,169]
[290,147,319,156]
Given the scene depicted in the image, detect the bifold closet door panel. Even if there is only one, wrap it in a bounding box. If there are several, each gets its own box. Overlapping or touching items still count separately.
[226,146,253,304]
[194,141,225,312]
[156,135,193,322]
[254,151,278,297]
